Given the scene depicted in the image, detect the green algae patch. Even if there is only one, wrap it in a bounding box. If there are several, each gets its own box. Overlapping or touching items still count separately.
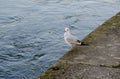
[38,61,72,79]
[100,64,120,69]
[83,12,120,44]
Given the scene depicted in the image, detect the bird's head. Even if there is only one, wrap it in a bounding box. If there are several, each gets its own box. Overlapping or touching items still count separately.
[64,27,70,32]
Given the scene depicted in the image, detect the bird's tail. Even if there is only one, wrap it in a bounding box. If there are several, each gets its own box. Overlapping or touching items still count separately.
[81,42,88,45]
[76,41,88,46]
[76,40,82,45]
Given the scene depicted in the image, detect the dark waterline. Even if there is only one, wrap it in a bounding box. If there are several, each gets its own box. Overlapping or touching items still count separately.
[0,0,120,79]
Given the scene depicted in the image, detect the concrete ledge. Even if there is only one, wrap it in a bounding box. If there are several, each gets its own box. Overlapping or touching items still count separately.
[37,12,120,79]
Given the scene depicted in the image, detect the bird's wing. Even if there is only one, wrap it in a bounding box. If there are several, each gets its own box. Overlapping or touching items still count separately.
[66,38,75,44]
[66,37,81,46]
[67,33,82,43]
[66,37,77,44]
[70,34,77,39]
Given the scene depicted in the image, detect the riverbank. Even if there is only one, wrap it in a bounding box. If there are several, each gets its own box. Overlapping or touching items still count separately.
[38,12,120,79]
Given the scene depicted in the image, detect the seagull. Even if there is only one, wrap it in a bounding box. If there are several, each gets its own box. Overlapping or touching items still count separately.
[64,27,81,47]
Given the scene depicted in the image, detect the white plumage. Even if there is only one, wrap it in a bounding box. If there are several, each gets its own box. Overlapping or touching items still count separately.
[64,27,81,47]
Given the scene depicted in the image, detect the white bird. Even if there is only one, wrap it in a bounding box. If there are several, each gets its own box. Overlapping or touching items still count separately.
[64,27,81,47]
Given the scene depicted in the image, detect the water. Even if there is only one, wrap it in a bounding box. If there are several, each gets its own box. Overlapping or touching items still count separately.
[0,0,120,79]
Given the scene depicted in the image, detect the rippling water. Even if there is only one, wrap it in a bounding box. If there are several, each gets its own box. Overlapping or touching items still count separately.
[0,0,120,79]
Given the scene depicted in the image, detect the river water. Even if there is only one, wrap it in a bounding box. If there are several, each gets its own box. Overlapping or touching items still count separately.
[0,0,120,79]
